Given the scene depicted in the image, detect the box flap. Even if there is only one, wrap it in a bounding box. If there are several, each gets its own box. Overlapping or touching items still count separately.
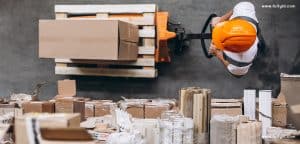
[118,21,139,43]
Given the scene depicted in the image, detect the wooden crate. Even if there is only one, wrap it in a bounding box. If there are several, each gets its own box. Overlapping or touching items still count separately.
[53,4,157,78]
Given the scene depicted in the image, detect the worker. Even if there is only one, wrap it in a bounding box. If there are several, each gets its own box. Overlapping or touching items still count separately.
[209,1,265,77]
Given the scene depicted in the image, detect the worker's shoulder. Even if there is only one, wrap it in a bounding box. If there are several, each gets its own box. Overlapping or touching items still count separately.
[234,1,255,9]
[231,2,258,22]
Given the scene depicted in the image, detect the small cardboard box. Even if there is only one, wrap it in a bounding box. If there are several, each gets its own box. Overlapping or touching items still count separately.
[211,99,242,117]
[0,103,16,115]
[22,101,55,113]
[39,20,139,60]
[119,101,145,118]
[272,94,288,127]
[119,99,150,118]
[280,73,300,129]
[210,115,240,144]
[0,103,23,124]
[55,98,85,121]
[145,102,170,118]
[15,113,81,144]
[57,79,76,97]
[237,121,262,144]
[127,106,144,118]
[94,102,116,117]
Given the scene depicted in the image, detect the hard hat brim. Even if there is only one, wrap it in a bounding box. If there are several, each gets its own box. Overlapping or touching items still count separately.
[224,38,258,63]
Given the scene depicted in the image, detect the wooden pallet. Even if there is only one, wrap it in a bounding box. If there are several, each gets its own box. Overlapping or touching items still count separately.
[53,4,157,78]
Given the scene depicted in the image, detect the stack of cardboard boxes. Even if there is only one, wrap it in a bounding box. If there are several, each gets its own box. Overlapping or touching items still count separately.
[0,79,296,144]
[211,99,243,117]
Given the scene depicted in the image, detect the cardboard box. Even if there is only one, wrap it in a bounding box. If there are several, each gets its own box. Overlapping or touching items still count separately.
[0,103,15,108]
[55,98,85,121]
[0,103,23,118]
[237,122,262,144]
[211,99,242,117]
[39,20,139,60]
[0,103,15,115]
[272,94,288,127]
[57,79,76,97]
[40,128,94,144]
[119,99,150,118]
[94,102,116,117]
[22,101,55,113]
[145,102,170,118]
[280,73,300,129]
[126,105,144,118]
[210,115,240,144]
[85,102,95,118]
[15,113,81,144]
[120,102,144,118]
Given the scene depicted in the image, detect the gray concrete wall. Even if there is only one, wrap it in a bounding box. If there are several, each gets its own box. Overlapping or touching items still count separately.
[0,0,299,100]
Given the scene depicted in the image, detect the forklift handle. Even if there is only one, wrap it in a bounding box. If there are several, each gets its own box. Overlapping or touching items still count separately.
[200,14,217,58]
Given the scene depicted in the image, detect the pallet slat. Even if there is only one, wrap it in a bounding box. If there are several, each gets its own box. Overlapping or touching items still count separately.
[55,13,67,19]
[97,13,155,26]
[139,28,155,38]
[55,13,155,26]
[55,58,155,67]
[55,66,157,78]
[55,4,157,14]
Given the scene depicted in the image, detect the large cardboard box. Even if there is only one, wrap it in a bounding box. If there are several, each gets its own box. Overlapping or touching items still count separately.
[39,20,139,60]
[22,101,55,113]
[280,73,300,129]
[15,113,81,144]
[55,98,85,121]
[211,99,242,117]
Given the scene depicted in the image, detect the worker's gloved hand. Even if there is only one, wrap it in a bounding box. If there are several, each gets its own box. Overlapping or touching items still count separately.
[209,43,223,58]
[209,43,217,54]
[211,17,221,27]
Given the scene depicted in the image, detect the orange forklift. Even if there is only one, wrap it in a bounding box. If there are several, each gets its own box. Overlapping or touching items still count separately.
[156,12,217,63]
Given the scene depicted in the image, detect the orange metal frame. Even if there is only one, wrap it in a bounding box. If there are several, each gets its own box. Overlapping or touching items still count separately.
[155,12,176,63]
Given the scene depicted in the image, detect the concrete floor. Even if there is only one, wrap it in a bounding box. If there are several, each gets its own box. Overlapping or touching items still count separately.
[0,0,299,100]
